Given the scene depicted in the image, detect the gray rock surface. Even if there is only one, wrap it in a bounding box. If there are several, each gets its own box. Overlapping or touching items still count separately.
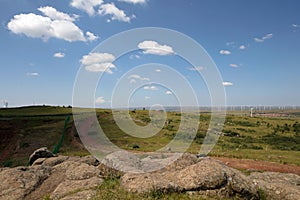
[250,172,300,200]
[121,157,259,199]
[0,153,299,200]
[0,166,51,200]
[0,156,103,200]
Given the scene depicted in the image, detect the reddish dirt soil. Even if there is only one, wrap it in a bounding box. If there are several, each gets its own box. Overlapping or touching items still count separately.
[213,156,300,175]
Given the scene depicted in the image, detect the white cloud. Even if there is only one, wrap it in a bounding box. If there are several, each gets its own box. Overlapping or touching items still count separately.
[38,6,76,21]
[99,3,132,23]
[145,96,150,100]
[7,7,86,42]
[128,74,150,81]
[189,66,204,71]
[219,50,231,55]
[81,52,115,65]
[254,33,273,43]
[70,0,104,16]
[292,24,300,28]
[144,85,158,90]
[229,64,238,68]
[81,52,116,73]
[95,96,106,104]
[165,91,172,95]
[155,69,161,72]
[85,63,115,73]
[138,40,174,55]
[118,0,146,4]
[222,82,233,87]
[239,45,246,50]
[26,72,39,76]
[86,31,99,41]
[54,52,65,58]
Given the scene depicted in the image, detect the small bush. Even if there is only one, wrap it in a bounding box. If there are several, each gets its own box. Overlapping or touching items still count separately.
[3,160,13,167]
[132,144,140,149]
[223,130,240,137]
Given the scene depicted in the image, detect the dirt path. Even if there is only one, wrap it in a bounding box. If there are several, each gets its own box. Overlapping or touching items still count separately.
[213,156,300,175]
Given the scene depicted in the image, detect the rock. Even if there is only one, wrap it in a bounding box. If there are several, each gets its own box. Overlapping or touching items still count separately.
[33,156,69,167]
[78,155,99,166]
[1,153,299,200]
[121,157,259,199]
[0,166,51,200]
[29,147,54,165]
[101,151,196,173]
[249,172,300,200]
[50,177,103,200]
[32,158,47,166]
[66,162,101,180]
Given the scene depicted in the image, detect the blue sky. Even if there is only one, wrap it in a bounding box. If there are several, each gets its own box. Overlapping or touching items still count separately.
[1,0,300,107]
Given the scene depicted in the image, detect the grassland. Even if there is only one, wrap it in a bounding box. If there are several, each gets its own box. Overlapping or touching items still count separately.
[0,105,299,167]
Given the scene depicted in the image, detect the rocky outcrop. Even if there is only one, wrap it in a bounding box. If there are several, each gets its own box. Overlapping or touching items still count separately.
[0,156,103,200]
[249,172,300,200]
[0,165,51,200]
[28,147,54,165]
[121,157,259,199]
[0,153,299,200]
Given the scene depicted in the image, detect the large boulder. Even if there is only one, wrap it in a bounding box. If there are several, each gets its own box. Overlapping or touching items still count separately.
[121,157,259,199]
[29,147,54,165]
[0,166,51,200]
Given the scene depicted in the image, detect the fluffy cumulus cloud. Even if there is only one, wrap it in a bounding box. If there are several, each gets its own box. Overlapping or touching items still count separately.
[53,52,65,58]
[222,82,233,87]
[165,91,172,95]
[99,3,133,23]
[86,31,99,41]
[118,0,146,4]
[38,6,77,21]
[254,33,273,43]
[7,6,96,42]
[138,40,175,56]
[80,52,116,73]
[71,0,134,23]
[95,96,106,104]
[144,85,158,90]
[70,0,104,16]
[219,50,231,55]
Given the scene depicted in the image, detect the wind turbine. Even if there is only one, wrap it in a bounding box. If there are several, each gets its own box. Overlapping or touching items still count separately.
[3,100,8,108]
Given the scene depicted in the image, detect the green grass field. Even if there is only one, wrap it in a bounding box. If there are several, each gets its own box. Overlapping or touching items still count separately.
[0,105,299,167]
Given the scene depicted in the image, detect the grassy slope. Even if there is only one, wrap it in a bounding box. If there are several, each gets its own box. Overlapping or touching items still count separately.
[0,106,299,167]
[0,106,89,167]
